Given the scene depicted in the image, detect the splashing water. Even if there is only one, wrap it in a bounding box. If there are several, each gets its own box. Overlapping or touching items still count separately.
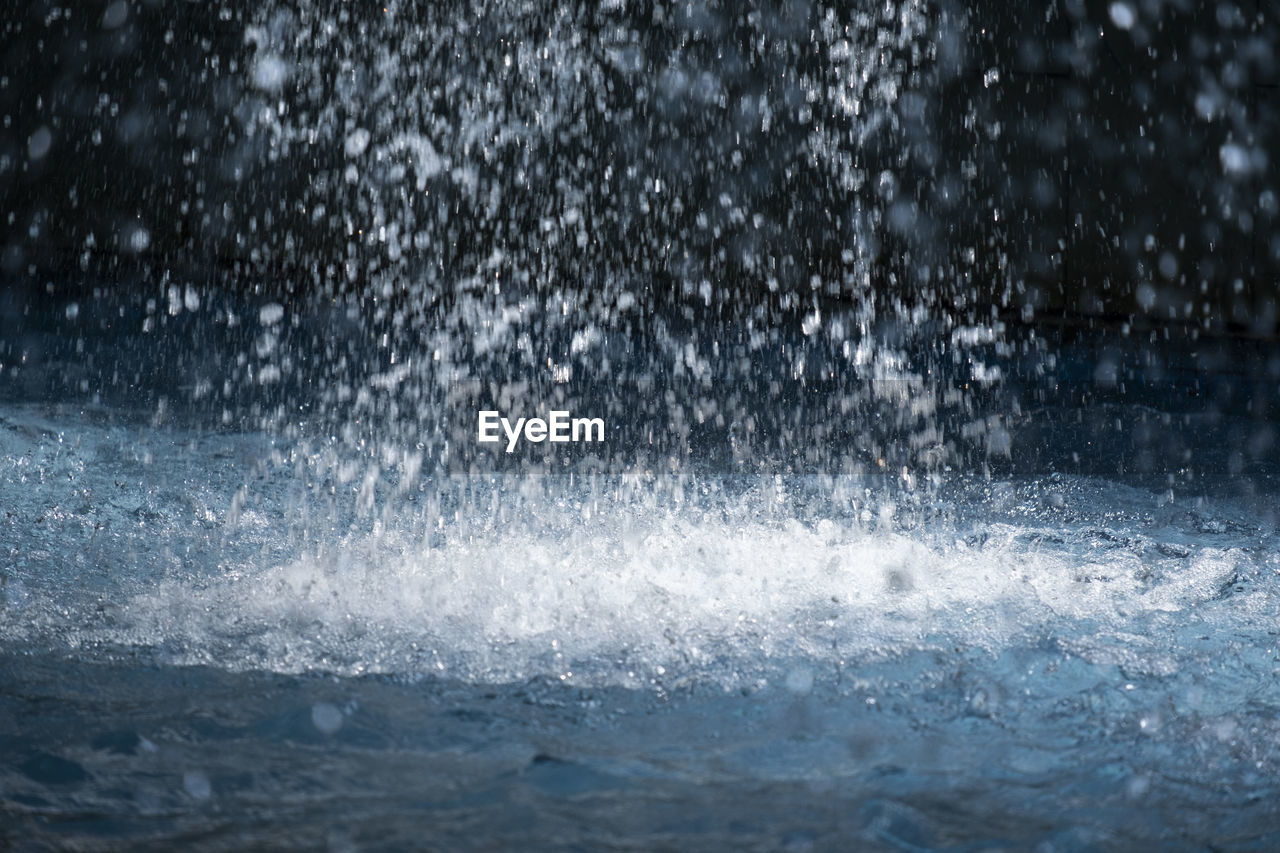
[2,402,1279,848]
[3,0,1280,848]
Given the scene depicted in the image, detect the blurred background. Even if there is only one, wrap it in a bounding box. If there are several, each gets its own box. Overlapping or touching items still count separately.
[1,0,1278,471]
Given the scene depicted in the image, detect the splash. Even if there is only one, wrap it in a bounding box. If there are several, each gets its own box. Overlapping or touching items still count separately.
[222,0,986,485]
[3,409,1273,691]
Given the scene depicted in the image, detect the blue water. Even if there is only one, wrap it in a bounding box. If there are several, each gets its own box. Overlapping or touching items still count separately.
[5,0,1280,845]
[2,401,1278,850]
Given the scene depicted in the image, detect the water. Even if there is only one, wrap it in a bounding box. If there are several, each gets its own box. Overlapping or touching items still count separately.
[2,398,1279,849]
[4,0,1280,849]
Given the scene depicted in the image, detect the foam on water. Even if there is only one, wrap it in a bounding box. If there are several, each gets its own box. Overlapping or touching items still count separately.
[3,405,1275,694]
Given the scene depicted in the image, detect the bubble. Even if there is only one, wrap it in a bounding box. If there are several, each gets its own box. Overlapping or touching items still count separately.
[967,686,997,717]
[311,702,344,735]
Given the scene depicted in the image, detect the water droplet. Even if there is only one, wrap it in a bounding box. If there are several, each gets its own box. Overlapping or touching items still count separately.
[259,303,284,325]
[345,128,372,158]
[311,702,343,735]
[1108,2,1136,31]
[27,126,51,160]
[102,1,128,29]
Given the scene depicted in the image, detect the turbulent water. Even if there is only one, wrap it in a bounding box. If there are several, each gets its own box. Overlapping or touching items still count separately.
[2,401,1278,849]
[4,0,1280,848]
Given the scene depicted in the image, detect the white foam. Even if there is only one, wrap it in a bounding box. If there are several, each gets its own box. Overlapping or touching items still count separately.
[92,480,1273,688]
[1,408,1272,691]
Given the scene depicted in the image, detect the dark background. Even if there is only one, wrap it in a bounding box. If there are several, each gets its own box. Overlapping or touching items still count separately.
[3,1,1278,318]
[1,0,1278,474]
